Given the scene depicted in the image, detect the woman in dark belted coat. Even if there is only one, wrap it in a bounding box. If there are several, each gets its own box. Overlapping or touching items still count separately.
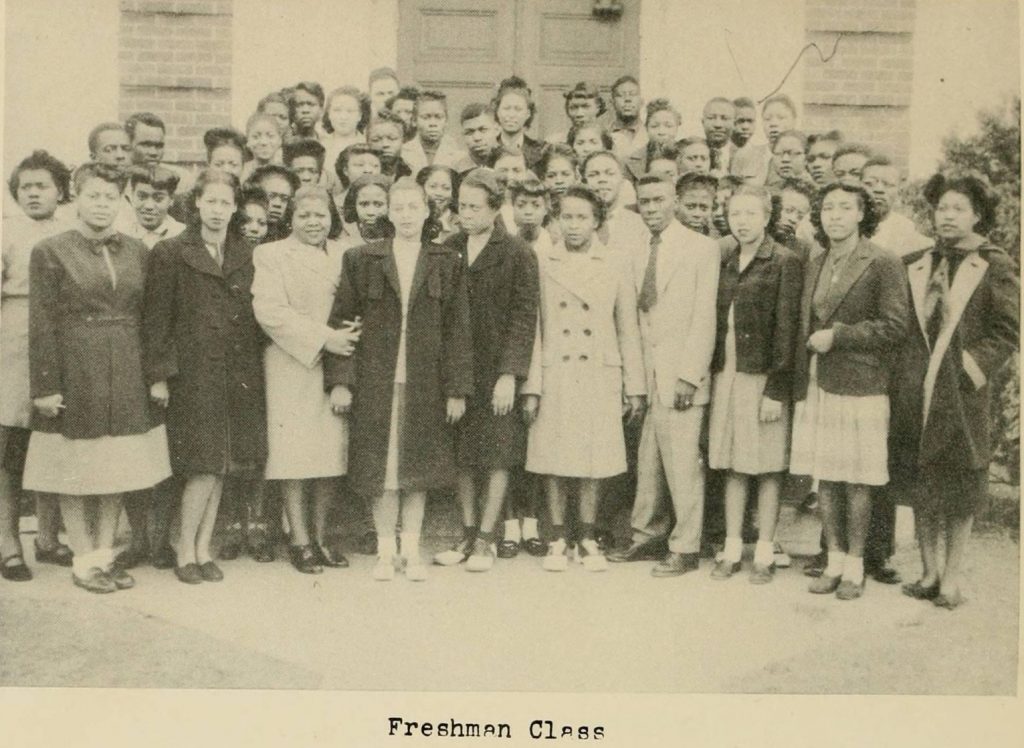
[439,168,539,571]
[143,169,267,585]
[890,173,1018,610]
[324,177,473,581]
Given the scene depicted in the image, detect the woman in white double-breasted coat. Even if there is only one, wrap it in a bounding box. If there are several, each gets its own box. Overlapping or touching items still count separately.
[522,186,645,572]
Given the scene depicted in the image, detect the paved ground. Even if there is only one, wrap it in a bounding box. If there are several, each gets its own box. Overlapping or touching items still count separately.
[0,503,1018,694]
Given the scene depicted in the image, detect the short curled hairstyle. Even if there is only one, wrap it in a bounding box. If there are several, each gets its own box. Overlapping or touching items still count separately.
[493,76,536,129]
[762,93,798,118]
[8,149,72,203]
[459,167,505,210]
[291,184,333,211]
[283,138,326,170]
[559,184,607,229]
[322,86,371,135]
[247,163,301,194]
[508,177,549,204]
[580,150,623,180]
[342,173,393,225]
[563,82,607,117]
[677,172,719,199]
[922,171,999,236]
[647,142,680,172]
[645,98,681,126]
[537,143,578,177]
[73,162,127,194]
[415,164,459,214]
[203,127,247,162]
[230,184,270,235]
[334,143,381,188]
[810,182,880,246]
[567,123,614,152]
[725,183,773,218]
[190,168,242,221]
[772,129,808,153]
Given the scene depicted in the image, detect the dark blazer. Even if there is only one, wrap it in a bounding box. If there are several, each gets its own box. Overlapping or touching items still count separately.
[143,227,267,476]
[711,236,803,402]
[521,135,546,174]
[323,239,473,497]
[29,229,161,438]
[889,242,1019,476]
[444,221,539,468]
[793,237,909,400]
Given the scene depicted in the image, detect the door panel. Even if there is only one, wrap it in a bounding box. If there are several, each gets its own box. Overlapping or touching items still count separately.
[397,0,640,147]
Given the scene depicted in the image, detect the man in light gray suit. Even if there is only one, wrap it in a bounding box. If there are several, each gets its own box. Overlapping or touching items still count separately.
[608,175,720,576]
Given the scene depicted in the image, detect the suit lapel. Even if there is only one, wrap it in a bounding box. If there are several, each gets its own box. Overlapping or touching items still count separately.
[906,250,932,342]
[818,238,874,322]
[922,251,989,423]
[801,245,828,335]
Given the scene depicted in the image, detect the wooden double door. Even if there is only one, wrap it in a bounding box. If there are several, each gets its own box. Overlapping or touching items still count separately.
[397,0,641,140]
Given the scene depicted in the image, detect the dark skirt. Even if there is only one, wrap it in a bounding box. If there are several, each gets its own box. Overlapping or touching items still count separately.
[455,400,527,470]
[912,465,988,518]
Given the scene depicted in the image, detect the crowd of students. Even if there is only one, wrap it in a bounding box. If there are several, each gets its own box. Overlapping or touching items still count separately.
[0,68,1017,611]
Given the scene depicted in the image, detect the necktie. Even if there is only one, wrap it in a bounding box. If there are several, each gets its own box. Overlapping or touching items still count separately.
[638,232,661,312]
[923,246,953,347]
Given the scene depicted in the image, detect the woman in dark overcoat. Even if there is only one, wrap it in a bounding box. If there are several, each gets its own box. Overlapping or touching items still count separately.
[144,168,267,585]
[891,173,1019,610]
[23,163,171,594]
[324,177,473,582]
[437,168,538,572]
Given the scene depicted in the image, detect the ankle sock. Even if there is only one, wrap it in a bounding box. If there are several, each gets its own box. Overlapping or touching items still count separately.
[843,555,864,584]
[825,551,846,578]
[754,540,774,567]
[503,519,521,543]
[722,537,743,563]
[378,534,398,559]
[522,517,538,539]
[399,532,420,561]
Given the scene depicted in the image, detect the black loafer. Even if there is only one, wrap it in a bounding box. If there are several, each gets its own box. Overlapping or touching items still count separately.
[867,564,902,585]
[249,542,276,563]
[74,567,117,593]
[108,567,135,590]
[608,538,667,563]
[218,540,242,561]
[710,559,741,580]
[289,545,323,574]
[803,551,828,578]
[313,543,348,568]
[496,539,519,559]
[522,537,547,557]
[34,541,73,567]
[151,545,176,570]
[174,563,203,585]
[115,545,149,570]
[651,552,699,577]
[1,554,32,582]
[199,561,224,582]
[902,580,940,600]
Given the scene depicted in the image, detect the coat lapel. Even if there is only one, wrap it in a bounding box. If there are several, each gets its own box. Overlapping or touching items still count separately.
[906,250,933,342]
[220,233,252,278]
[922,251,989,423]
[818,237,874,322]
[543,241,604,304]
[179,229,225,278]
[801,245,828,336]
[364,239,401,298]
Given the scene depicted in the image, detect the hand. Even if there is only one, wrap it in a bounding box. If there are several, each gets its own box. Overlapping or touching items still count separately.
[150,381,170,408]
[625,395,646,423]
[522,394,540,425]
[447,397,466,424]
[807,329,835,354]
[33,393,64,418]
[491,374,516,416]
[324,325,360,356]
[330,385,352,416]
[759,397,782,424]
[674,379,697,411]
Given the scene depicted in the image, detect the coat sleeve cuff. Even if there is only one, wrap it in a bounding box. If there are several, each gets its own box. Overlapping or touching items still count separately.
[962,350,987,390]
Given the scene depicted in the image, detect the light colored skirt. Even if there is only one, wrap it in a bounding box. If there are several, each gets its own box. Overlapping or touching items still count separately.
[23,425,171,495]
[708,319,790,474]
[383,383,406,491]
[0,298,30,428]
[789,356,889,486]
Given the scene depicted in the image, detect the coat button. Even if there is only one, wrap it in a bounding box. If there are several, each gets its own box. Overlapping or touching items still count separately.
[560,301,568,308]
[579,354,589,361]
[562,354,571,362]
[583,329,592,336]
[563,329,570,336]
[582,303,590,311]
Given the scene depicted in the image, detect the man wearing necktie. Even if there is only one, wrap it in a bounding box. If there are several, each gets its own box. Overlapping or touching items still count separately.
[608,176,720,576]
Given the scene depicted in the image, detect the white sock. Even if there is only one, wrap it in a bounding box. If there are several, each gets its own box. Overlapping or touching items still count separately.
[843,555,864,584]
[522,517,539,540]
[825,551,846,578]
[754,540,774,567]
[722,536,743,563]
[504,519,522,543]
[399,532,420,561]
[377,534,397,560]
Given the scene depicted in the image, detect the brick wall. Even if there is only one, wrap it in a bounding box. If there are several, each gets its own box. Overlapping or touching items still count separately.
[118,0,233,165]
[802,0,916,173]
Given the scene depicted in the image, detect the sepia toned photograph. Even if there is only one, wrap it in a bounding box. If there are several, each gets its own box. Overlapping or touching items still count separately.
[1,0,1020,717]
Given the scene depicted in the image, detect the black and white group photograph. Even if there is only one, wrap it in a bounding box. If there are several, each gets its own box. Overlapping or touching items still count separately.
[0,0,1022,743]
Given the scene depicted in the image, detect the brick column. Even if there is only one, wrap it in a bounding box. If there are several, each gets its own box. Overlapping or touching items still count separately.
[802,0,916,172]
[118,0,233,166]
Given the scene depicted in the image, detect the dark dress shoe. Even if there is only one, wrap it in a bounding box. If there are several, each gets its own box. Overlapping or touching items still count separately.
[151,545,176,570]
[651,552,699,577]
[592,528,613,552]
[249,542,276,563]
[902,579,941,600]
[218,540,241,561]
[356,531,378,556]
[115,545,149,570]
[312,543,348,568]
[108,567,135,590]
[808,574,841,594]
[199,561,224,582]
[34,541,73,567]
[867,563,902,585]
[710,559,741,580]
[608,538,667,563]
[803,551,828,578]
[73,567,117,593]
[1,554,32,582]
[496,539,519,559]
[522,537,547,557]
[933,591,966,610]
[174,563,204,584]
[749,562,775,585]
[835,578,865,600]
[289,545,323,574]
